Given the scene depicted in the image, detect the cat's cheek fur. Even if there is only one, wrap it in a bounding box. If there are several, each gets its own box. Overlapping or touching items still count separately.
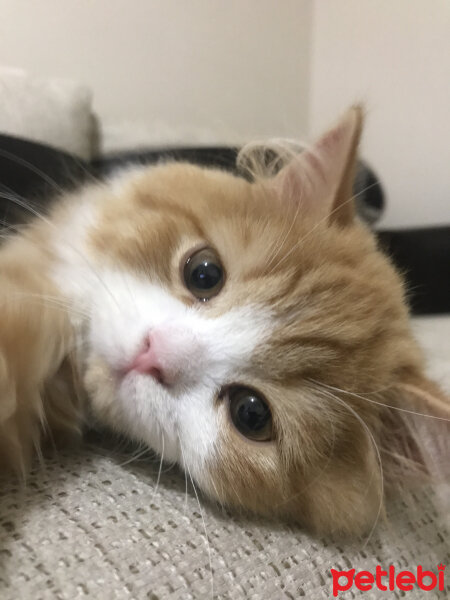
[80,270,274,472]
[85,363,220,468]
[2,105,448,536]
[204,422,283,517]
[203,411,382,535]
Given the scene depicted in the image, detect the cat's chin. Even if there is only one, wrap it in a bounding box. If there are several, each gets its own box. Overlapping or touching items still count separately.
[84,355,182,462]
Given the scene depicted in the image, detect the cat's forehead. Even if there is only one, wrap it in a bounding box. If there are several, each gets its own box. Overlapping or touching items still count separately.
[95,162,315,270]
[93,163,379,320]
[127,162,255,212]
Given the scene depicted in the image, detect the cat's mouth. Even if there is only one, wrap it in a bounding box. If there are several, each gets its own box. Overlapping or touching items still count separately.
[120,362,165,386]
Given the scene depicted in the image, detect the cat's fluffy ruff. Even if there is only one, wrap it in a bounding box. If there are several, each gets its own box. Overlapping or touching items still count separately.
[0,106,448,534]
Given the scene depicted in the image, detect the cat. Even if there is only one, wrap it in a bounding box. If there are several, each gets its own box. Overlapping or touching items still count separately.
[0,106,448,535]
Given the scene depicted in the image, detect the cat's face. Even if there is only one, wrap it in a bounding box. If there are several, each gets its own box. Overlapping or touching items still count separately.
[68,108,438,534]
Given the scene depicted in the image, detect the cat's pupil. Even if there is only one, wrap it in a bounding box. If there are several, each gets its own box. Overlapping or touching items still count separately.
[191,262,221,290]
[229,387,272,442]
[183,247,224,300]
[236,396,269,430]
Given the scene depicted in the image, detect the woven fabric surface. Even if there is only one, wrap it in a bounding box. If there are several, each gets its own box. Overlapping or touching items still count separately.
[1,316,449,600]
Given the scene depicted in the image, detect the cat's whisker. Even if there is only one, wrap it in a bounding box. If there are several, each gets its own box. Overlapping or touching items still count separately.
[261,197,293,267]
[266,181,380,276]
[0,148,66,194]
[117,445,151,467]
[206,474,222,510]
[273,408,337,509]
[159,462,177,474]
[314,386,384,548]
[183,468,189,516]
[59,154,103,188]
[0,219,99,315]
[0,190,122,312]
[0,191,55,225]
[2,105,447,546]
[1,149,101,205]
[120,268,141,323]
[178,437,189,515]
[180,441,214,600]
[0,218,26,235]
[91,435,160,469]
[151,430,165,500]
[3,291,91,320]
[265,185,305,270]
[311,379,450,422]
[227,470,245,508]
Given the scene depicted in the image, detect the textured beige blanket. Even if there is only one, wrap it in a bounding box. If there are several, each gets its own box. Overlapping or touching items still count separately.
[0,316,449,599]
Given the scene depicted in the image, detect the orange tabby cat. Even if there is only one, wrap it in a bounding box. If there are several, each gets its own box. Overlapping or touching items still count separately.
[0,106,448,534]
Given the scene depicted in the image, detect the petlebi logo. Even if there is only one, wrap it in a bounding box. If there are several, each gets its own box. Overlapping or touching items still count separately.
[331,564,446,597]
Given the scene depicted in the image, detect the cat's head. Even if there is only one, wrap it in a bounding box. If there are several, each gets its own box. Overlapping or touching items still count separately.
[74,107,448,534]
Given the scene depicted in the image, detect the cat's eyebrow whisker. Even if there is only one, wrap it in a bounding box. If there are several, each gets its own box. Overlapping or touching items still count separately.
[314,386,384,548]
[262,200,292,267]
[266,181,380,276]
[265,185,305,270]
[0,191,122,313]
[311,379,450,422]
[262,227,284,272]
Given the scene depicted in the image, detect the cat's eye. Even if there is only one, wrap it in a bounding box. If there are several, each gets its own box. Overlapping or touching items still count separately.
[183,247,224,301]
[228,387,273,442]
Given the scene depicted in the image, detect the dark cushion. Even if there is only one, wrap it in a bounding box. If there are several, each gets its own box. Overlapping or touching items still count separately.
[0,134,448,314]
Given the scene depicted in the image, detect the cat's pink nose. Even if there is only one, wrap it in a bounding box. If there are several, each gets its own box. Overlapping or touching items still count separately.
[129,335,164,383]
[126,328,201,386]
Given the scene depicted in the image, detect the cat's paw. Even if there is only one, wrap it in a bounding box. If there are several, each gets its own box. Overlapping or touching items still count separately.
[0,348,39,475]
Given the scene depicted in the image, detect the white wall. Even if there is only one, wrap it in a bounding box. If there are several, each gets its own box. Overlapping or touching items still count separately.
[0,0,312,149]
[1,0,449,227]
[310,0,450,228]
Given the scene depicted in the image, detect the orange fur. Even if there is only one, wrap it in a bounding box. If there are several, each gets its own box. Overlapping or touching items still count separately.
[0,106,448,535]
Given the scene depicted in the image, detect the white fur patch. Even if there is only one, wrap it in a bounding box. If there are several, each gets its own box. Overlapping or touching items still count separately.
[86,271,273,469]
[51,211,273,484]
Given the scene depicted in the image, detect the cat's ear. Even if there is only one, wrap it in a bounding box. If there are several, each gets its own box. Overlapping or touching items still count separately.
[382,375,450,495]
[272,105,363,225]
